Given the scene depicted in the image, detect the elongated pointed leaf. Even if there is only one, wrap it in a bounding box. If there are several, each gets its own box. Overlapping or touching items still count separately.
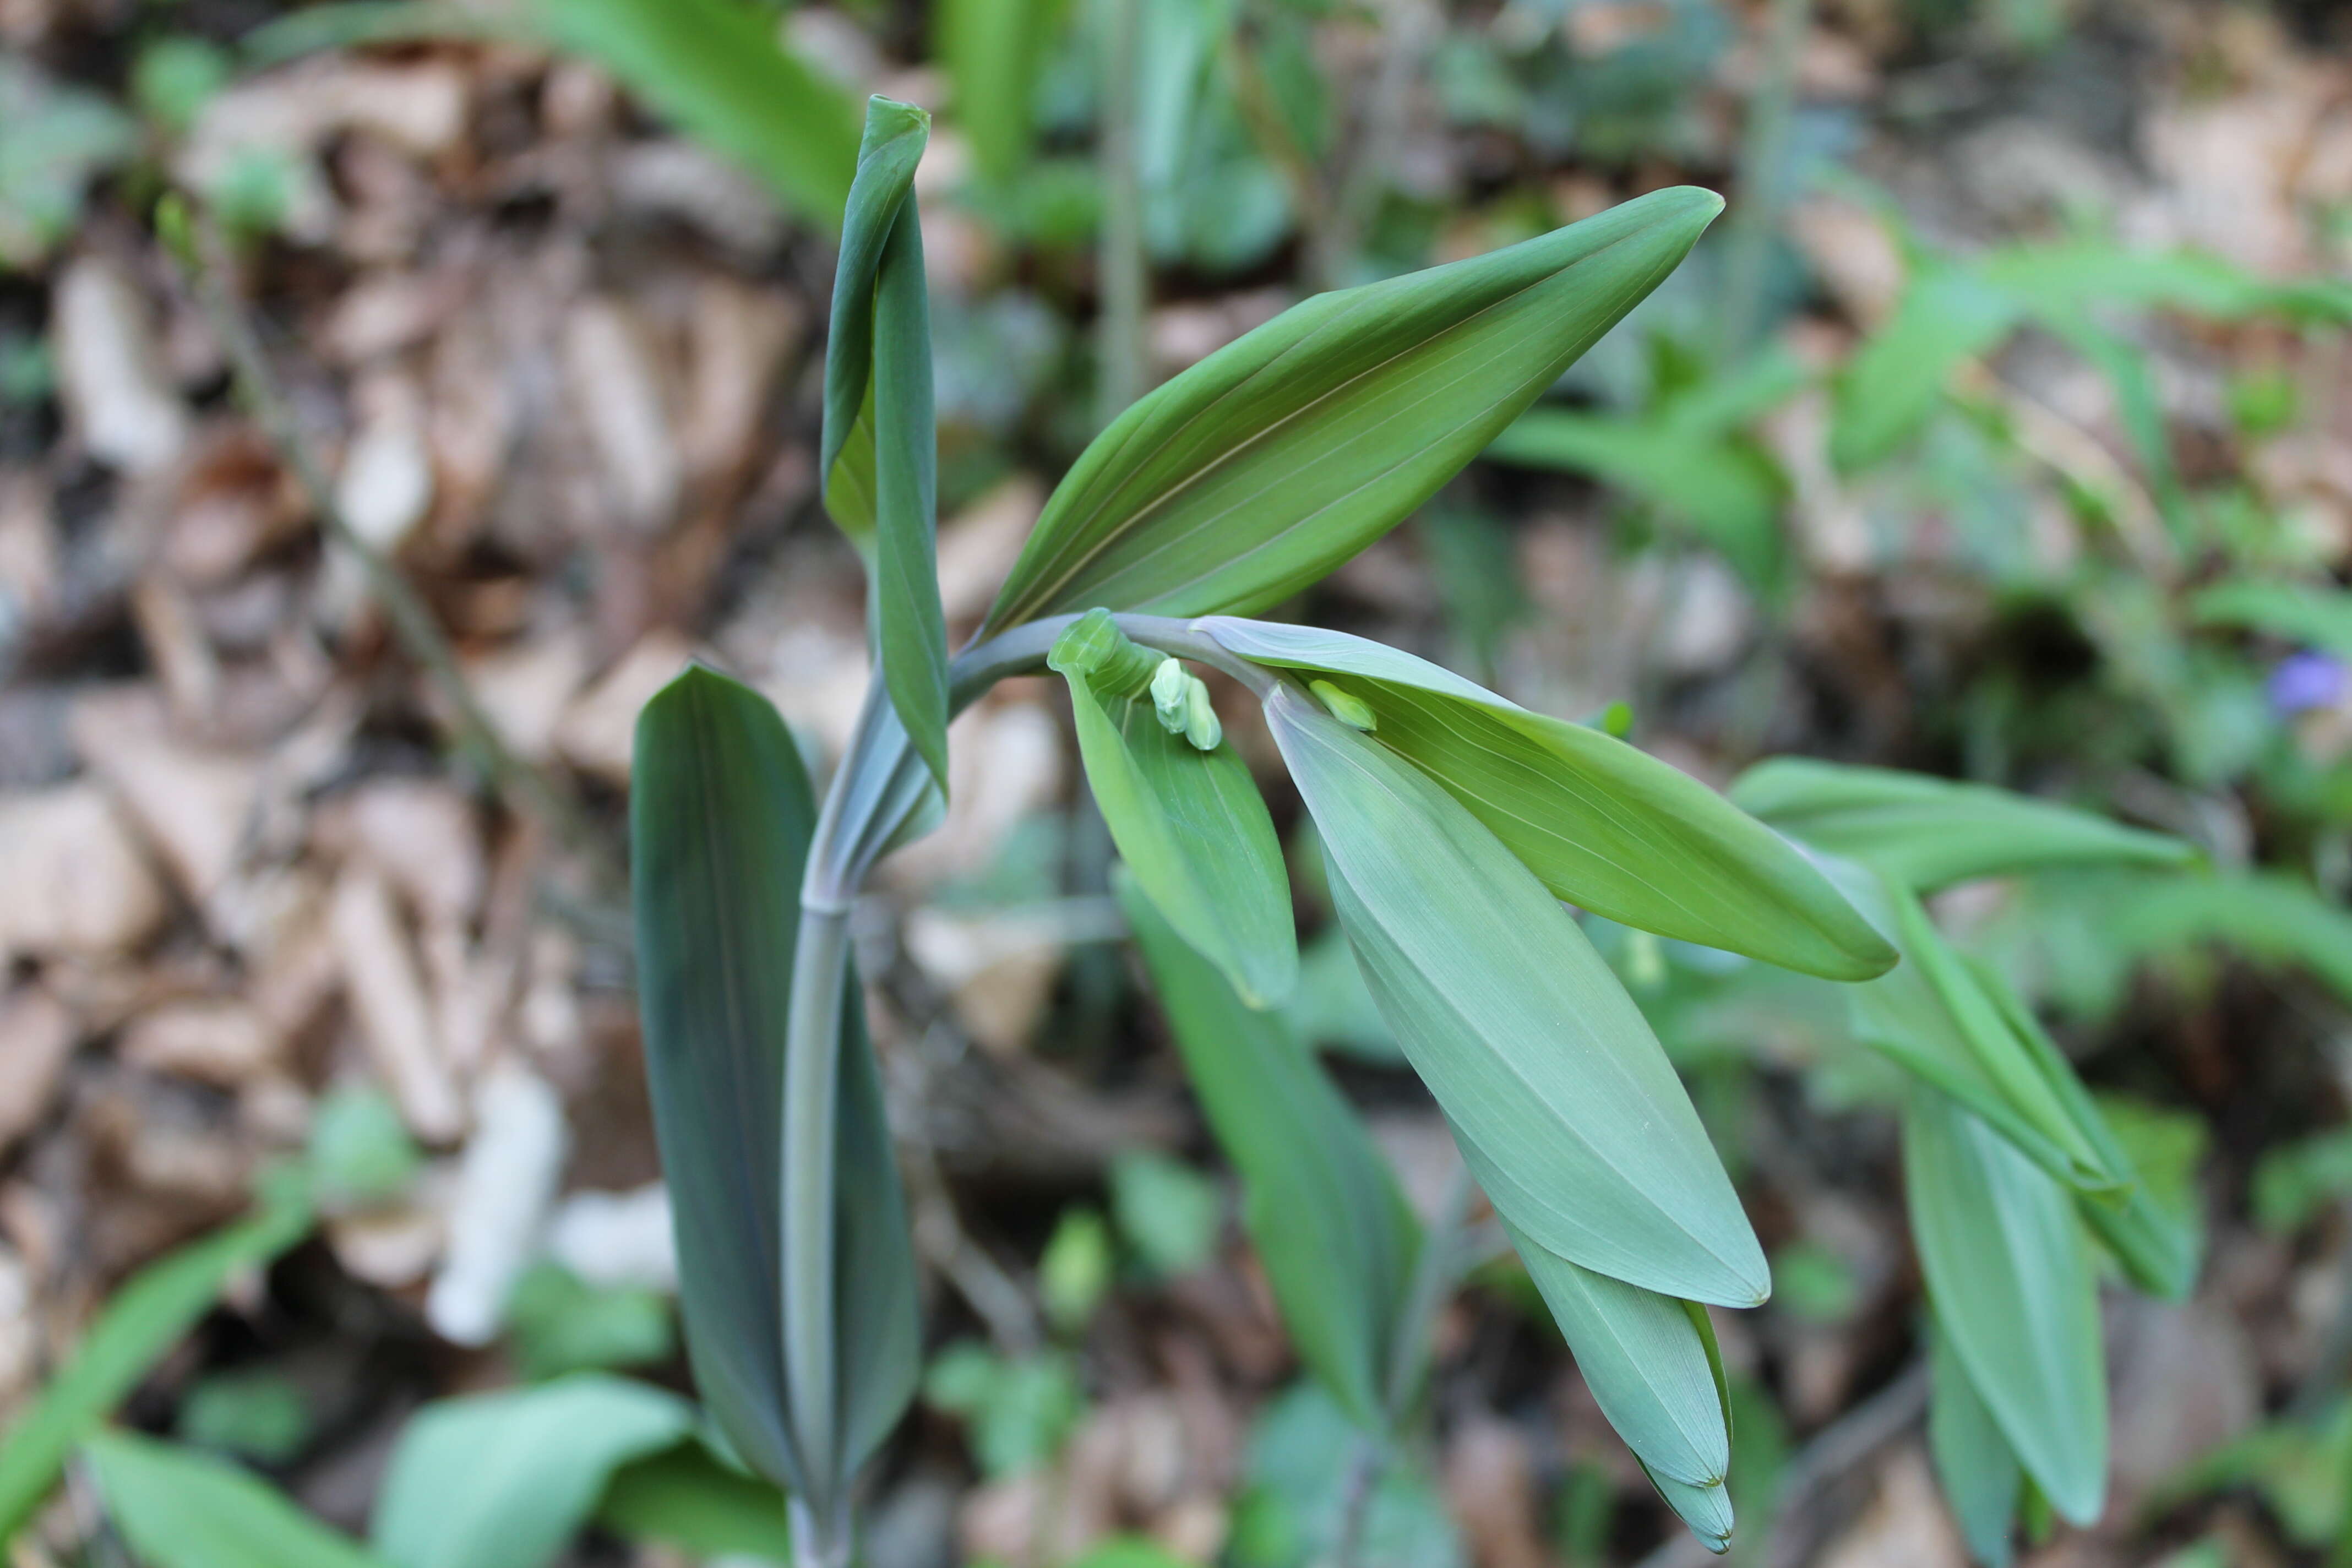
[1202,619,1891,981]
[1928,1319,2021,1568]
[1812,853,2125,1195]
[1973,970,2202,1300]
[1119,871,1418,1429]
[86,1431,390,1568]
[1057,622,1294,1005]
[1507,1222,1728,1488]
[1904,1090,2108,1527]
[0,1174,311,1539]
[1730,758,2194,892]
[371,1376,695,1568]
[1643,1464,1735,1553]
[983,187,1725,630]
[630,666,920,1495]
[823,98,949,788]
[1266,684,1768,1306]
[530,0,860,227]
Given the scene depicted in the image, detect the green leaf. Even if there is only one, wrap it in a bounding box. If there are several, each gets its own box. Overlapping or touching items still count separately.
[822,97,950,789]
[85,1430,390,1568]
[1055,623,1295,1006]
[0,1174,311,1539]
[2113,871,2352,1006]
[1110,1151,1223,1278]
[372,1376,694,1568]
[1830,266,2019,472]
[2254,1129,2352,1235]
[1904,1090,2108,1527]
[595,1440,793,1564]
[1979,238,2352,324]
[1507,1226,1728,1489]
[629,666,921,1495]
[1120,870,1420,1430]
[983,187,1725,630]
[1483,409,1785,589]
[2193,579,2352,663]
[1265,684,1769,1307]
[940,0,1065,184]
[526,0,861,228]
[1640,1463,1734,1554]
[505,1263,676,1382]
[1731,758,2195,892]
[1203,619,1892,982]
[1928,1322,2021,1568]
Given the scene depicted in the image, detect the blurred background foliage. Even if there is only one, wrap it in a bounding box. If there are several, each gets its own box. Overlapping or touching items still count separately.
[7,0,2352,1563]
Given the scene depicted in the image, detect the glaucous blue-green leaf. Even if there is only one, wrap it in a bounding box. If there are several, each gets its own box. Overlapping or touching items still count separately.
[1730,758,2194,892]
[1057,616,1295,1006]
[1642,1463,1734,1554]
[371,1376,694,1568]
[1976,969,2202,1300]
[1904,1090,2108,1527]
[1507,1223,1728,1490]
[1266,683,1768,1306]
[1928,1320,2021,1568]
[1202,618,1892,982]
[1119,870,1418,1430]
[1813,852,2125,1195]
[822,97,949,789]
[530,0,861,228]
[629,666,920,1495]
[0,1172,311,1539]
[983,187,1725,630]
[85,1430,390,1568]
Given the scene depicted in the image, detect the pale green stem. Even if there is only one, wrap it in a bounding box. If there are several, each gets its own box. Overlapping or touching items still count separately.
[776,611,1273,1555]
[1096,0,1147,430]
[1717,0,1809,360]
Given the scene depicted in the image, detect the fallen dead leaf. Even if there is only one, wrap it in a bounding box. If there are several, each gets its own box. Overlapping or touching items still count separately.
[0,985,76,1151]
[0,783,169,963]
[554,629,696,785]
[52,255,189,475]
[330,864,465,1144]
[118,999,278,1088]
[564,297,681,535]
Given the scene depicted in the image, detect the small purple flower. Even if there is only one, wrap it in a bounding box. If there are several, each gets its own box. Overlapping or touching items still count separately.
[2270,651,2348,715]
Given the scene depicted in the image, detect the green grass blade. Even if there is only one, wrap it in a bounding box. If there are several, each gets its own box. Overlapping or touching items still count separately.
[1267,684,1768,1307]
[1204,620,1892,982]
[1119,870,1417,1430]
[629,666,921,1495]
[85,1430,390,1568]
[823,99,950,789]
[2194,579,2352,665]
[1904,1090,2108,1527]
[1829,265,2018,473]
[984,187,1724,630]
[371,1376,695,1568]
[939,0,1065,184]
[527,0,860,229]
[1731,758,2195,892]
[0,1175,311,1538]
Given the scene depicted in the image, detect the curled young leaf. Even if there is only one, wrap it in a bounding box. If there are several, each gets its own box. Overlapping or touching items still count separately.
[822,96,949,790]
[1267,684,1768,1307]
[984,188,1725,631]
[1119,872,1419,1431]
[1204,618,1893,981]
[630,666,919,1498]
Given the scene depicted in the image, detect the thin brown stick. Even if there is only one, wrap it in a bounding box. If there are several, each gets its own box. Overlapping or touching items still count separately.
[170,208,616,886]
